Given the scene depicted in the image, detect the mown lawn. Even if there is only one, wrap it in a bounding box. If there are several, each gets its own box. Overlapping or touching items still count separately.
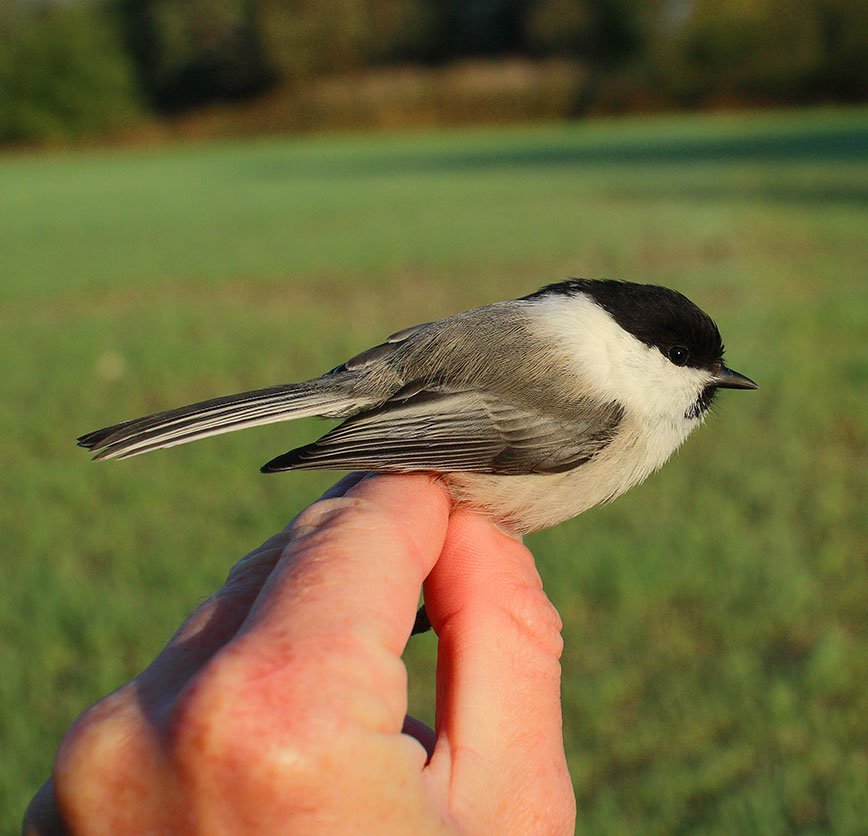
[1,108,866,834]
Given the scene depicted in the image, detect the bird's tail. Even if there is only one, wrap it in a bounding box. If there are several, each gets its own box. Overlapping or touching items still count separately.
[77,380,361,461]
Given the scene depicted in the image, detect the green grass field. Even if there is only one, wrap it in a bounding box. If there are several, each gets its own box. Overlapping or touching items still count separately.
[2,108,866,834]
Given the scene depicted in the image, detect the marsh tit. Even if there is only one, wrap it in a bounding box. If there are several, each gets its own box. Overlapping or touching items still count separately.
[79,279,757,533]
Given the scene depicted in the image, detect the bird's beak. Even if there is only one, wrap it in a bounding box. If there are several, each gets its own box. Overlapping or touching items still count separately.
[713,364,758,390]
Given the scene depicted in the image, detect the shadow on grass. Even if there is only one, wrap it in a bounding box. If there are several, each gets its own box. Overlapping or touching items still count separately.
[241,122,868,183]
[607,181,868,206]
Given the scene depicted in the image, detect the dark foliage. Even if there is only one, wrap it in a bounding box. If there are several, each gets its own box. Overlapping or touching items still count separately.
[0,0,865,143]
[0,1,142,142]
[114,0,275,111]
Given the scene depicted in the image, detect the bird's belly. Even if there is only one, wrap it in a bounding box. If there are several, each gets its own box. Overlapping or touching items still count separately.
[443,470,591,532]
[444,418,691,532]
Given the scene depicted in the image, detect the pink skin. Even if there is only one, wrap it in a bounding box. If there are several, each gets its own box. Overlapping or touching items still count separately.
[25,474,575,835]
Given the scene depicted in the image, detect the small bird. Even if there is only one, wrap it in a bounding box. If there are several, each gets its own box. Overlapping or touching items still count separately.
[79,279,757,533]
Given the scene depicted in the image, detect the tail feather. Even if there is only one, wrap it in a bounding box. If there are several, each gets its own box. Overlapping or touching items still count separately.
[78,382,360,461]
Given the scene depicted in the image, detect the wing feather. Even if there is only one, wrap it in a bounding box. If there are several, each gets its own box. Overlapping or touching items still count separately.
[77,381,366,461]
[262,385,623,475]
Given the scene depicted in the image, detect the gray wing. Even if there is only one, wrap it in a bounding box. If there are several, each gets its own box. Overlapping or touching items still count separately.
[261,382,623,475]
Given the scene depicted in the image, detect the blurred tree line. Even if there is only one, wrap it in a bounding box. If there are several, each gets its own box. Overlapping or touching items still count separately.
[1,0,865,143]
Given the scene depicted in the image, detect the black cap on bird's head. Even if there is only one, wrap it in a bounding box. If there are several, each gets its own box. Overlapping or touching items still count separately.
[527,279,758,394]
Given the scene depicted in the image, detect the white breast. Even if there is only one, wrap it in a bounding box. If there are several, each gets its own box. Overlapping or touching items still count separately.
[445,414,686,531]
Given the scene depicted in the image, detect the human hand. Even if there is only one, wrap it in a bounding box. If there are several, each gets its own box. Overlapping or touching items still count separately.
[25,474,575,835]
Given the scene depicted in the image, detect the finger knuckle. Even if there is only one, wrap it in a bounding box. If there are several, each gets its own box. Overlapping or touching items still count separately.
[167,648,333,795]
[498,578,565,660]
[54,688,147,803]
[290,497,366,535]
[167,650,247,764]
[292,497,423,569]
[224,545,283,590]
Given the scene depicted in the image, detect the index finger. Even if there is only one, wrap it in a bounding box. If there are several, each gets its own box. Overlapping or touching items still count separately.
[237,472,450,664]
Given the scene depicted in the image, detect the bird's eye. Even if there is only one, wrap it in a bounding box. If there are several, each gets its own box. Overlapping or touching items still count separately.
[668,346,690,366]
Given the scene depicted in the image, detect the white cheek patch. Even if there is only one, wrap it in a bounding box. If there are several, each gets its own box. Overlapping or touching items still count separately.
[530,293,710,419]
